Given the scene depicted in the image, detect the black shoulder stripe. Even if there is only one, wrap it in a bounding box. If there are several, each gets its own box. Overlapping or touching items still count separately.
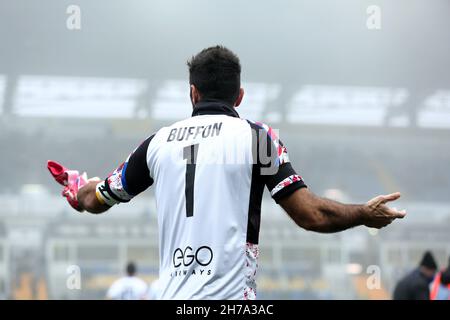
[123,134,155,196]
[246,120,264,244]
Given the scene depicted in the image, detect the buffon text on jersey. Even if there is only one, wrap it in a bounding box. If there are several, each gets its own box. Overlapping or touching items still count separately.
[167,122,223,142]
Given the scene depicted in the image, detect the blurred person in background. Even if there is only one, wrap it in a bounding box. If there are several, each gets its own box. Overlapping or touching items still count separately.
[430,256,450,300]
[106,262,147,300]
[393,251,438,300]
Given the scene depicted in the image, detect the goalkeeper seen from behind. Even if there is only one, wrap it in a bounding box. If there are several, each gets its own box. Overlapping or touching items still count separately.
[48,45,406,300]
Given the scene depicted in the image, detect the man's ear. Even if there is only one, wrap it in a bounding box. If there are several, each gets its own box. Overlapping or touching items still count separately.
[190,85,201,106]
[234,88,245,107]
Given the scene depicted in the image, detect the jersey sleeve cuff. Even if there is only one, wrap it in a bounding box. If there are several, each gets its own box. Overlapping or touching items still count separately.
[265,162,307,203]
[95,181,121,207]
[271,177,307,203]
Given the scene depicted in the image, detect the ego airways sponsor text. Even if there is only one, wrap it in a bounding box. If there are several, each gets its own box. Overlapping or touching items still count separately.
[173,246,213,268]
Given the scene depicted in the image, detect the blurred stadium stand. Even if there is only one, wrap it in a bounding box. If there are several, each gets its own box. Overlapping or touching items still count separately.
[1,78,450,299]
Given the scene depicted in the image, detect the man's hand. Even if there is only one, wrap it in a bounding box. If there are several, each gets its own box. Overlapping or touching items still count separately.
[362,192,407,228]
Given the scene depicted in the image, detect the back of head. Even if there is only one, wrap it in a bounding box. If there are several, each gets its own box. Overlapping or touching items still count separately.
[126,262,136,277]
[420,251,438,271]
[187,45,241,106]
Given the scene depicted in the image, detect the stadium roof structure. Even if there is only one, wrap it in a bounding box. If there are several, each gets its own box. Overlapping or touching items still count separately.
[1,0,450,127]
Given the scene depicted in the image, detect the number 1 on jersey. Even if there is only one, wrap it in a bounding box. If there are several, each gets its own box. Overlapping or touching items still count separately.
[183,144,199,217]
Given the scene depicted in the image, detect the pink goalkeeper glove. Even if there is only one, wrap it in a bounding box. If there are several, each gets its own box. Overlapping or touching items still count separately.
[47,160,88,212]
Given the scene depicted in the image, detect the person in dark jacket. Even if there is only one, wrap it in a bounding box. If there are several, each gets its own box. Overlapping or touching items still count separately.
[393,251,438,300]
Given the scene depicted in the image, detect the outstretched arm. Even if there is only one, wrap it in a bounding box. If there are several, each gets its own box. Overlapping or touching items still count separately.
[278,188,406,233]
[75,134,154,214]
[48,135,154,214]
[248,121,406,233]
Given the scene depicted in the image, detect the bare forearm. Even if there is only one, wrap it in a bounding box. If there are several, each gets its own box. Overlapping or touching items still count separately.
[310,196,366,233]
[280,188,405,233]
[77,180,110,214]
[280,190,364,232]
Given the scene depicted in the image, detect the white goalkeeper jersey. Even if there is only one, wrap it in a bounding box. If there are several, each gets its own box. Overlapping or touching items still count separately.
[99,100,306,300]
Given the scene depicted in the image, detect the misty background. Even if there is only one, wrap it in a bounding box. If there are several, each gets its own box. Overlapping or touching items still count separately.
[0,0,449,299]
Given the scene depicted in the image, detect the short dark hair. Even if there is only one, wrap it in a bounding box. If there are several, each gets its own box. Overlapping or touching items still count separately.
[126,262,136,276]
[187,45,241,105]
